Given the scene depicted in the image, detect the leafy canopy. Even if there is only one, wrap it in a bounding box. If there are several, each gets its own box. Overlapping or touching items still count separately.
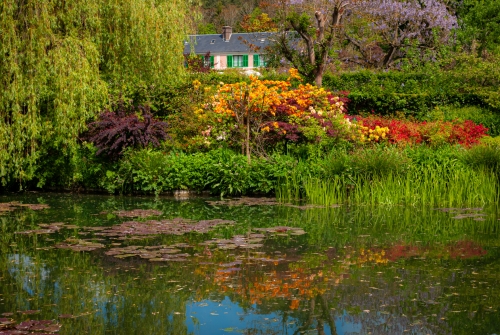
[0,0,194,186]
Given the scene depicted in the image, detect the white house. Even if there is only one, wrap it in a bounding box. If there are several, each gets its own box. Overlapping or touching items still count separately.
[184,26,272,70]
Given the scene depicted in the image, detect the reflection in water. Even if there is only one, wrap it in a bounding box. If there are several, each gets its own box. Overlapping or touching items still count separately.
[0,194,499,334]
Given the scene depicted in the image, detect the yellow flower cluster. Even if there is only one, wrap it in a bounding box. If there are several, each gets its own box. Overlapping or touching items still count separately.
[353,125,390,143]
[288,68,302,81]
[192,79,201,90]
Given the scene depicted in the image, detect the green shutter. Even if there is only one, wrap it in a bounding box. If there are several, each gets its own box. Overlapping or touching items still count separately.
[243,55,248,67]
[227,55,233,68]
[261,54,267,66]
[253,54,259,67]
[210,56,214,68]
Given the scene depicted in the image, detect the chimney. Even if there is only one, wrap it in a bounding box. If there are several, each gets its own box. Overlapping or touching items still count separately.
[222,26,232,42]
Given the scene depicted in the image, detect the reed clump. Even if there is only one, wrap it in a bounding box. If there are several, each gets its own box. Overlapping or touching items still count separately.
[277,145,500,207]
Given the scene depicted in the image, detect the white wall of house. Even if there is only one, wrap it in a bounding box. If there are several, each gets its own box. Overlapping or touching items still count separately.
[210,54,264,70]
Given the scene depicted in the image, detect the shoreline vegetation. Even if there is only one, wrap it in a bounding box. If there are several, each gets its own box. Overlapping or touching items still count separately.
[11,143,500,208]
[3,68,500,207]
[3,67,499,208]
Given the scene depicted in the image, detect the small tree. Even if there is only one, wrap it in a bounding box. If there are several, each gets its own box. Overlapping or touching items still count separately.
[273,0,351,87]
[200,69,350,161]
[85,100,169,159]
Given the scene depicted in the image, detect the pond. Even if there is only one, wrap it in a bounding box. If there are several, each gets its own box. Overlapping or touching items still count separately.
[0,193,499,335]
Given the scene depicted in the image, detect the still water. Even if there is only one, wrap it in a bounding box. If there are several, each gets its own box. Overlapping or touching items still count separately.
[0,193,499,335]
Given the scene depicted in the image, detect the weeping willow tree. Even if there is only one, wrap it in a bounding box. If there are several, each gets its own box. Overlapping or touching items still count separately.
[0,0,195,187]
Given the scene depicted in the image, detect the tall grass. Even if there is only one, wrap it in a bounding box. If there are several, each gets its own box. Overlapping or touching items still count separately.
[276,169,303,202]
[350,165,498,207]
[278,153,499,207]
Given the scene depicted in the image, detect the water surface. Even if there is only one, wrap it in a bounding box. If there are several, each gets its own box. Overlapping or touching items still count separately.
[1,193,499,334]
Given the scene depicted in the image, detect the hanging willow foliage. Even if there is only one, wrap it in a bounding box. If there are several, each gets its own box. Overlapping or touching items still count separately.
[0,0,195,187]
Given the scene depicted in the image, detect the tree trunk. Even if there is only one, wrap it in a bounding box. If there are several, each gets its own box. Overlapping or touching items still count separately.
[383,45,397,68]
[246,112,251,164]
[314,69,324,87]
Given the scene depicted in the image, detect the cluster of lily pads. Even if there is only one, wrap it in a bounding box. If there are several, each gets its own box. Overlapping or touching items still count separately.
[435,207,486,221]
[0,202,49,214]
[11,205,307,263]
[0,312,61,334]
[207,197,340,210]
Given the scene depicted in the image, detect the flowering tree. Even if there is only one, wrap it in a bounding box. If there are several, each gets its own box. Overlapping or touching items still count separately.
[345,0,458,68]
[240,10,279,32]
[270,0,457,78]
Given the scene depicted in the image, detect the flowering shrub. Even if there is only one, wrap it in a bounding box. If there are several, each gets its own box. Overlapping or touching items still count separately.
[192,71,488,155]
[352,116,488,146]
[197,69,352,158]
[352,124,390,144]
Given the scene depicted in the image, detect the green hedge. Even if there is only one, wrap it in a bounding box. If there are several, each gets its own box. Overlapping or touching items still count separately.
[322,70,497,117]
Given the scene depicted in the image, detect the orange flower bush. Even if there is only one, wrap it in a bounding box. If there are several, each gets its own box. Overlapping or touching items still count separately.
[197,69,352,157]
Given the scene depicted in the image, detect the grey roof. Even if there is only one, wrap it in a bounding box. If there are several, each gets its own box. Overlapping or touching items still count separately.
[184,32,273,55]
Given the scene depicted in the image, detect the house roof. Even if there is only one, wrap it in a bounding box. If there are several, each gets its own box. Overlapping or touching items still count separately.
[184,32,273,55]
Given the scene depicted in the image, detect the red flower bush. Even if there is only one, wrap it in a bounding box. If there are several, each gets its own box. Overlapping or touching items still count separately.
[353,116,487,146]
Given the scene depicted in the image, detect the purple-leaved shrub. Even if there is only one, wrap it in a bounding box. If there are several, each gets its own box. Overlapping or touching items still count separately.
[85,100,168,159]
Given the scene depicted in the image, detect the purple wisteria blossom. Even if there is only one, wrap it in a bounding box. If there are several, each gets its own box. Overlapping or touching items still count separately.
[346,0,458,67]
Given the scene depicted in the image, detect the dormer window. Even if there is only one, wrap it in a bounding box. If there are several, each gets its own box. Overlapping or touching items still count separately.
[211,39,215,44]
[260,39,265,43]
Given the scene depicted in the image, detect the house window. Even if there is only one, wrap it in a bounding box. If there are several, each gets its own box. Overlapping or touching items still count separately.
[233,55,244,67]
[253,54,267,67]
[227,55,248,68]
[199,55,214,68]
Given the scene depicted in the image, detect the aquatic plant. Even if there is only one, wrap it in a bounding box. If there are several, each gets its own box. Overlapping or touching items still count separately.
[279,164,498,207]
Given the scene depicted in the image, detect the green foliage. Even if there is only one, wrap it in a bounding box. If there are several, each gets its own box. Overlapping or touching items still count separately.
[461,144,500,172]
[323,58,500,119]
[0,0,107,186]
[90,148,297,196]
[349,146,409,179]
[0,0,194,188]
[99,0,194,91]
[197,23,217,34]
[277,144,500,206]
[458,0,500,56]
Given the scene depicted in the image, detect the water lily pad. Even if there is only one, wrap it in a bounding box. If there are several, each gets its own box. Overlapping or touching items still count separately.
[55,238,105,252]
[93,218,234,239]
[158,248,181,254]
[207,197,280,207]
[0,318,15,326]
[113,209,163,218]
[139,253,158,259]
[218,244,238,250]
